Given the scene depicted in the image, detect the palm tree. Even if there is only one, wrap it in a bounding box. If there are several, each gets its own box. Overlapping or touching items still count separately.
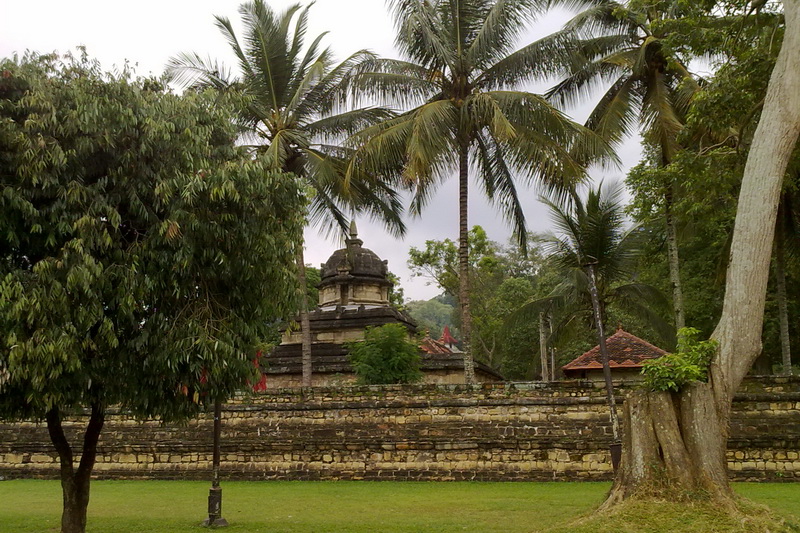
[346,0,615,382]
[546,184,668,440]
[167,1,406,387]
[543,0,701,331]
[508,184,670,424]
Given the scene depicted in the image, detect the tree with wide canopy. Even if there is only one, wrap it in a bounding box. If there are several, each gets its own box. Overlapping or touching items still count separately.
[347,0,616,382]
[0,52,305,533]
[167,1,406,387]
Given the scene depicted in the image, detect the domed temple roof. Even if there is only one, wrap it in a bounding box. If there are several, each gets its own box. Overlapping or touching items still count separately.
[320,222,389,284]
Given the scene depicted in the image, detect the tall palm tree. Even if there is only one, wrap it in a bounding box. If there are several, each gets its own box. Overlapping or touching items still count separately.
[543,0,700,331]
[346,0,616,382]
[167,1,406,387]
[518,183,669,439]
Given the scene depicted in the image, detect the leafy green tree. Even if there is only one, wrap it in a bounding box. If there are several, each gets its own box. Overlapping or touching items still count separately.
[347,0,615,382]
[408,226,546,378]
[406,298,455,339]
[347,324,423,384]
[0,53,305,533]
[626,6,796,373]
[167,0,406,387]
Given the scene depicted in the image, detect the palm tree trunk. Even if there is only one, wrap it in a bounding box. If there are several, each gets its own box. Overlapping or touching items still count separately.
[664,185,686,331]
[458,140,475,384]
[296,247,313,387]
[538,312,550,381]
[548,316,557,381]
[774,205,793,375]
[585,264,620,442]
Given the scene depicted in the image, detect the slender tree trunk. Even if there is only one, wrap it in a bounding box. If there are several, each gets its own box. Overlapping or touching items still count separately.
[586,264,620,442]
[458,140,475,384]
[538,312,550,381]
[549,315,557,381]
[664,185,686,331]
[774,206,793,375]
[607,2,800,505]
[46,402,105,533]
[296,247,313,387]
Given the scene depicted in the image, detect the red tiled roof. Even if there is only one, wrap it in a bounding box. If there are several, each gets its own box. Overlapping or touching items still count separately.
[562,329,666,373]
[419,336,454,355]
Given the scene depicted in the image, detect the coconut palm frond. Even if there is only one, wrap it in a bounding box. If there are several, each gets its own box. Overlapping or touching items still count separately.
[476,30,580,90]
[164,52,234,90]
[466,0,540,70]
[563,1,636,39]
[305,107,396,144]
[504,294,566,330]
[475,132,527,253]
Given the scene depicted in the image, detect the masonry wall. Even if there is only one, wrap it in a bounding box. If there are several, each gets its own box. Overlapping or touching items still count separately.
[1,377,798,482]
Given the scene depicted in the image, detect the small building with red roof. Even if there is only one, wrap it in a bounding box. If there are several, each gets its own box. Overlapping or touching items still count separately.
[561,328,667,380]
[418,327,503,383]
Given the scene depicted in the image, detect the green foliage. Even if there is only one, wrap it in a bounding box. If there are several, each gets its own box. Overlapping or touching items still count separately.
[642,328,718,392]
[512,184,673,373]
[304,265,321,309]
[0,52,305,421]
[408,226,548,378]
[386,271,406,310]
[346,324,423,385]
[625,5,797,369]
[406,298,455,339]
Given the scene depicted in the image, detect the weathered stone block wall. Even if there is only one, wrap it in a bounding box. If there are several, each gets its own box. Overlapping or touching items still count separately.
[1,377,798,482]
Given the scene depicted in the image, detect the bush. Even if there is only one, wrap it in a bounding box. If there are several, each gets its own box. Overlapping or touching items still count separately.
[641,328,718,392]
[347,324,423,385]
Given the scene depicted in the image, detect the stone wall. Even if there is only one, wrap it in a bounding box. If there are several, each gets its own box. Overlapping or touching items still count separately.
[1,377,798,482]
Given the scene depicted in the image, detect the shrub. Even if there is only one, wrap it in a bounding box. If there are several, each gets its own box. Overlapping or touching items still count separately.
[347,324,423,385]
[641,328,718,392]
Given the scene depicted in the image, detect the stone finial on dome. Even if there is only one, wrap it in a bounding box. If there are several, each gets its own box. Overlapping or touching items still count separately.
[346,220,363,248]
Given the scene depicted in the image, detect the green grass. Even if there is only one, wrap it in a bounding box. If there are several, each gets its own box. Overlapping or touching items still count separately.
[0,480,797,532]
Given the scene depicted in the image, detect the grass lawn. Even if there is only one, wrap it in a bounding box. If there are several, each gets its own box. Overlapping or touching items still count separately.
[0,480,797,532]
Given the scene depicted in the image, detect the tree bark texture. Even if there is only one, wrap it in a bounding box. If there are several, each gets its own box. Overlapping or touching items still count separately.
[774,206,793,375]
[46,402,105,533]
[538,312,550,381]
[664,186,686,331]
[603,384,730,507]
[608,1,800,505]
[458,141,476,384]
[586,264,620,442]
[296,247,313,387]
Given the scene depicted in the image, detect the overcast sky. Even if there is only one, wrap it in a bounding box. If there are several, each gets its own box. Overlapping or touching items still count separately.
[0,0,642,301]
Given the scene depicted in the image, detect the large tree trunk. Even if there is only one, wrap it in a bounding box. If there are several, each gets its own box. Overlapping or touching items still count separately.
[608,0,800,504]
[46,402,105,533]
[296,247,313,387]
[604,384,731,507]
[458,141,475,384]
[774,204,793,375]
